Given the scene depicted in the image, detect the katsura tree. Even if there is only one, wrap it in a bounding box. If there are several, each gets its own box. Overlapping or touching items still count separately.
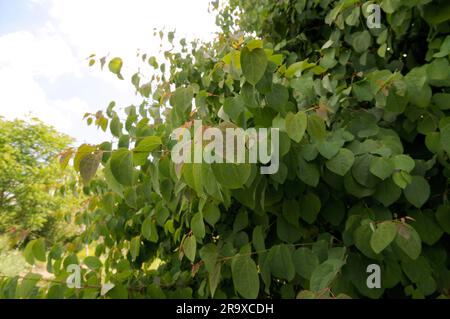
[4,0,450,299]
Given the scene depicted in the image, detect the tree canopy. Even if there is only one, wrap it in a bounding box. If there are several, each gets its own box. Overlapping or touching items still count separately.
[0,117,81,246]
[2,0,450,299]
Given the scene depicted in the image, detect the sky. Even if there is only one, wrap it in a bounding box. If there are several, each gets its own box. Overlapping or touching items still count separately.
[0,0,219,145]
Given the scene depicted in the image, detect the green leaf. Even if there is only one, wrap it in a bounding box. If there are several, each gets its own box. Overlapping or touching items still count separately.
[170,86,194,114]
[233,210,248,233]
[241,82,258,108]
[344,173,375,198]
[203,202,221,227]
[427,58,449,81]
[307,114,326,141]
[108,57,123,77]
[132,136,162,166]
[424,2,450,26]
[436,205,450,234]
[299,192,321,224]
[223,96,245,123]
[408,210,443,245]
[433,93,450,110]
[352,154,379,188]
[246,39,263,51]
[268,245,295,281]
[285,59,316,78]
[374,178,401,206]
[354,224,378,259]
[130,236,140,261]
[212,163,251,189]
[322,199,345,226]
[297,158,320,187]
[240,47,268,85]
[292,248,319,279]
[370,221,397,254]
[231,255,259,299]
[199,244,221,297]
[433,36,450,58]
[32,238,46,262]
[441,124,450,155]
[326,148,355,176]
[16,273,41,298]
[405,67,431,108]
[183,235,197,262]
[277,215,302,243]
[84,256,102,270]
[392,171,412,189]
[73,144,96,171]
[282,199,300,227]
[200,244,218,273]
[104,161,124,197]
[142,217,158,243]
[404,176,430,208]
[310,259,344,292]
[370,157,394,180]
[285,111,307,143]
[110,149,134,186]
[316,139,343,160]
[395,224,422,260]
[79,152,101,183]
[352,31,372,53]
[391,154,415,173]
[110,116,122,137]
[266,84,289,111]
[345,7,360,26]
[252,225,266,252]
[23,240,35,265]
[191,212,206,239]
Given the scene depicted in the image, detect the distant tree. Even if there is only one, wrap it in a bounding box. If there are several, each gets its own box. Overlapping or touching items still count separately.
[0,117,81,245]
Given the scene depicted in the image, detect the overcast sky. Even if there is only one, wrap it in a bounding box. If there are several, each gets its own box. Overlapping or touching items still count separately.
[0,0,218,144]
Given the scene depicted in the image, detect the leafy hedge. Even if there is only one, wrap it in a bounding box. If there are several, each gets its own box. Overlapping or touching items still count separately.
[2,0,450,299]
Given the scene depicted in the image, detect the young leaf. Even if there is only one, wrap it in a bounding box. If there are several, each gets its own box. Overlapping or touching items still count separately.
[240,47,268,85]
[79,152,102,183]
[142,217,158,243]
[395,224,422,260]
[292,248,319,279]
[183,235,197,262]
[110,149,134,186]
[326,148,355,176]
[130,236,141,261]
[268,245,295,281]
[285,111,307,143]
[299,192,321,224]
[310,259,344,292]
[191,212,206,239]
[370,221,397,254]
[203,203,221,226]
[231,255,260,299]
[404,176,430,208]
[84,256,102,270]
[369,156,394,180]
[132,136,162,166]
[108,57,123,77]
[32,238,46,262]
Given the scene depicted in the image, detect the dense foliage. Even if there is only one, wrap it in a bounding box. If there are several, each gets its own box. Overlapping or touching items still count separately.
[0,118,81,246]
[2,0,450,299]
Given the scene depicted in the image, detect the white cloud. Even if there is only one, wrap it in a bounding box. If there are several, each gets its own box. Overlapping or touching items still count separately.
[0,27,80,81]
[0,62,105,143]
[0,26,92,141]
[46,0,218,57]
[0,0,218,144]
